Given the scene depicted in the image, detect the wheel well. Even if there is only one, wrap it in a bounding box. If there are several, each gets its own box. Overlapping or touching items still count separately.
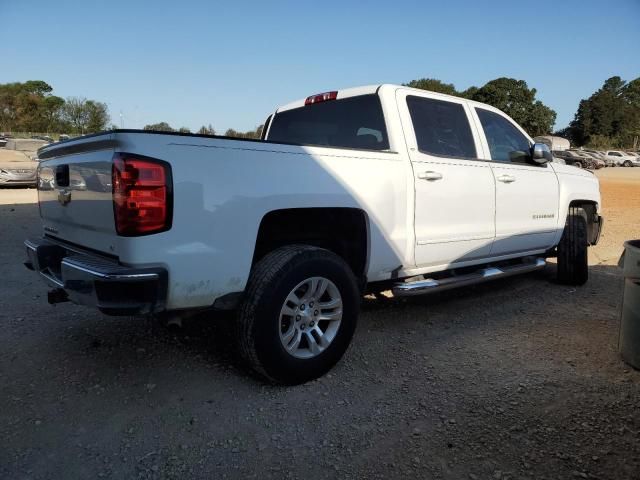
[569,200,597,218]
[568,200,600,245]
[252,208,369,280]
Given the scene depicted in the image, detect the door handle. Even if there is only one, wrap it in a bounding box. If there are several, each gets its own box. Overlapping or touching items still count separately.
[497,174,516,183]
[417,171,443,181]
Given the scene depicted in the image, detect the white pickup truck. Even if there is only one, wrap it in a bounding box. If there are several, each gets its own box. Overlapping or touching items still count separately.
[25,84,603,384]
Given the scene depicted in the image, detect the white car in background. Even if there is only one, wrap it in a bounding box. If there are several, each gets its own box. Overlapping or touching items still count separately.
[604,150,638,167]
[624,152,640,166]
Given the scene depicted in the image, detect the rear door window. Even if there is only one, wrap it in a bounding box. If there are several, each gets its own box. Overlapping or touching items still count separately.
[476,108,531,163]
[406,96,477,159]
[267,94,389,150]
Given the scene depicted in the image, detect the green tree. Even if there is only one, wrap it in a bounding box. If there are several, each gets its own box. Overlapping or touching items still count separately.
[621,78,640,148]
[224,125,263,139]
[403,78,459,96]
[61,97,109,134]
[197,124,216,135]
[0,83,19,131]
[22,80,53,96]
[178,127,191,133]
[404,76,556,135]
[460,86,479,99]
[85,100,110,133]
[568,76,640,148]
[0,80,109,134]
[42,95,65,132]
[61,97,90,134]
[0,80,58,132]
[469,78,556,136]
[143,122,174,132]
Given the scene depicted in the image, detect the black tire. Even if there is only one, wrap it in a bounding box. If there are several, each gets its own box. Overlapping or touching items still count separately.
[624,160,632,167]
[574,161,583,169]
[236,245,360,384]
[557,207,589,285]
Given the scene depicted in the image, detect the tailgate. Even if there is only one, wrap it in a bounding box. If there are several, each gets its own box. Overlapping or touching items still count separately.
[37,135,117,255]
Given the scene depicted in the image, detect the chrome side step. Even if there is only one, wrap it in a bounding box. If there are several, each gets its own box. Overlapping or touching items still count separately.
[392,258,546,297]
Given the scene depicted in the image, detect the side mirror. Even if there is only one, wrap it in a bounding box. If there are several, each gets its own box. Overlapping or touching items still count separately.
[531,143,553,164]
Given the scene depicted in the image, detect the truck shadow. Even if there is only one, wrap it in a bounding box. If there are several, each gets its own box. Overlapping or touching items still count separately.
[52,261,624,386]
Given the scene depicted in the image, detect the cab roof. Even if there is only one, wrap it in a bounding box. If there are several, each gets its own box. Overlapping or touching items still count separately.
[274,83,505,116]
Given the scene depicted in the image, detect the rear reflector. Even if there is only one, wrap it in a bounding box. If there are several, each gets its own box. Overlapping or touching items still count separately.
[304,91,338,105]
[112,153,172,236]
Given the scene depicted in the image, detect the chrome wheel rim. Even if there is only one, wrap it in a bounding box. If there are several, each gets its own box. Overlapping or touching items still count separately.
[278,277,343,359]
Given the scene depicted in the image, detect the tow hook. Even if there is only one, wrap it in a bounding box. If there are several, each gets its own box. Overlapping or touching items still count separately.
[48,288,69,304]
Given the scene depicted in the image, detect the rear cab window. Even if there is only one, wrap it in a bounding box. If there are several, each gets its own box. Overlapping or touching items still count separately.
[406,96,477,159]
[267,94,389,151]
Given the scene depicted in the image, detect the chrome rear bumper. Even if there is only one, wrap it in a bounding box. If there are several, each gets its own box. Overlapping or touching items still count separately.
[24,237,167,315]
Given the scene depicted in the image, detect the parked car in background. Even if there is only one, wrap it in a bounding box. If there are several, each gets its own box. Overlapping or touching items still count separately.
[581,151,606,169]
[0,149,38,187]
[624,152,640,167]
[604,150,636,167]
[553,150,597,169]
[58,134,71,142]
[30,135,54,143]
[585,150,614,167]
[0,136,7,148]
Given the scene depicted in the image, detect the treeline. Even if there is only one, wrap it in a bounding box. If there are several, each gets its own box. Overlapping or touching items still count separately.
[3,77,638,149]
[0,81,110,134]
[559,76,640,149]
[405,75,640,149]
[143,122,264,139]
[405,77,556,137]
[153,77,558,141]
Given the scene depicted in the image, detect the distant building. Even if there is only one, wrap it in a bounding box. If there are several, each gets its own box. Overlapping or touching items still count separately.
[534,135,570,151]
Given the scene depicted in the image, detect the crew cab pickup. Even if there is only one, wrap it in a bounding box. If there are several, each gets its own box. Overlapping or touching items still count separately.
[25,84,603,384]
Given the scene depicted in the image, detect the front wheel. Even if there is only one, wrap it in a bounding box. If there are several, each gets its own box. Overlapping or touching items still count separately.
[573,161,583,169]
[624,160,633,167]
[557,207,588,285]
[236,245,360,384]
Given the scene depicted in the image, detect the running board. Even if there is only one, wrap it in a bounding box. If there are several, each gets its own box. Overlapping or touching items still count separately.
[392,258,546,297]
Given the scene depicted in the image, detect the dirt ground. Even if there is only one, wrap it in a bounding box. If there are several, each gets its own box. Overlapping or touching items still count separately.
[590,168,640,265]
[1,169,639,479]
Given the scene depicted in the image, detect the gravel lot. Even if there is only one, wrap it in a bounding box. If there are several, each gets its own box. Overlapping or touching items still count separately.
[1,169,639,479]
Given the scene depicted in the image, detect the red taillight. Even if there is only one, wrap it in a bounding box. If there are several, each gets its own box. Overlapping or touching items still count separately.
[112,153,172,236]
[304,91,338,105]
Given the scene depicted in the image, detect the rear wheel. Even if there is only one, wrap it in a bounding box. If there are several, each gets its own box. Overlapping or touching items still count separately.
[557,207,588,285]
[236,245,359,384]
[573,161,583,169]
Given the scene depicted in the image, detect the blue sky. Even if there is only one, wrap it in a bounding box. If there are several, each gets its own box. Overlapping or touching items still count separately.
[1,0,638,132]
